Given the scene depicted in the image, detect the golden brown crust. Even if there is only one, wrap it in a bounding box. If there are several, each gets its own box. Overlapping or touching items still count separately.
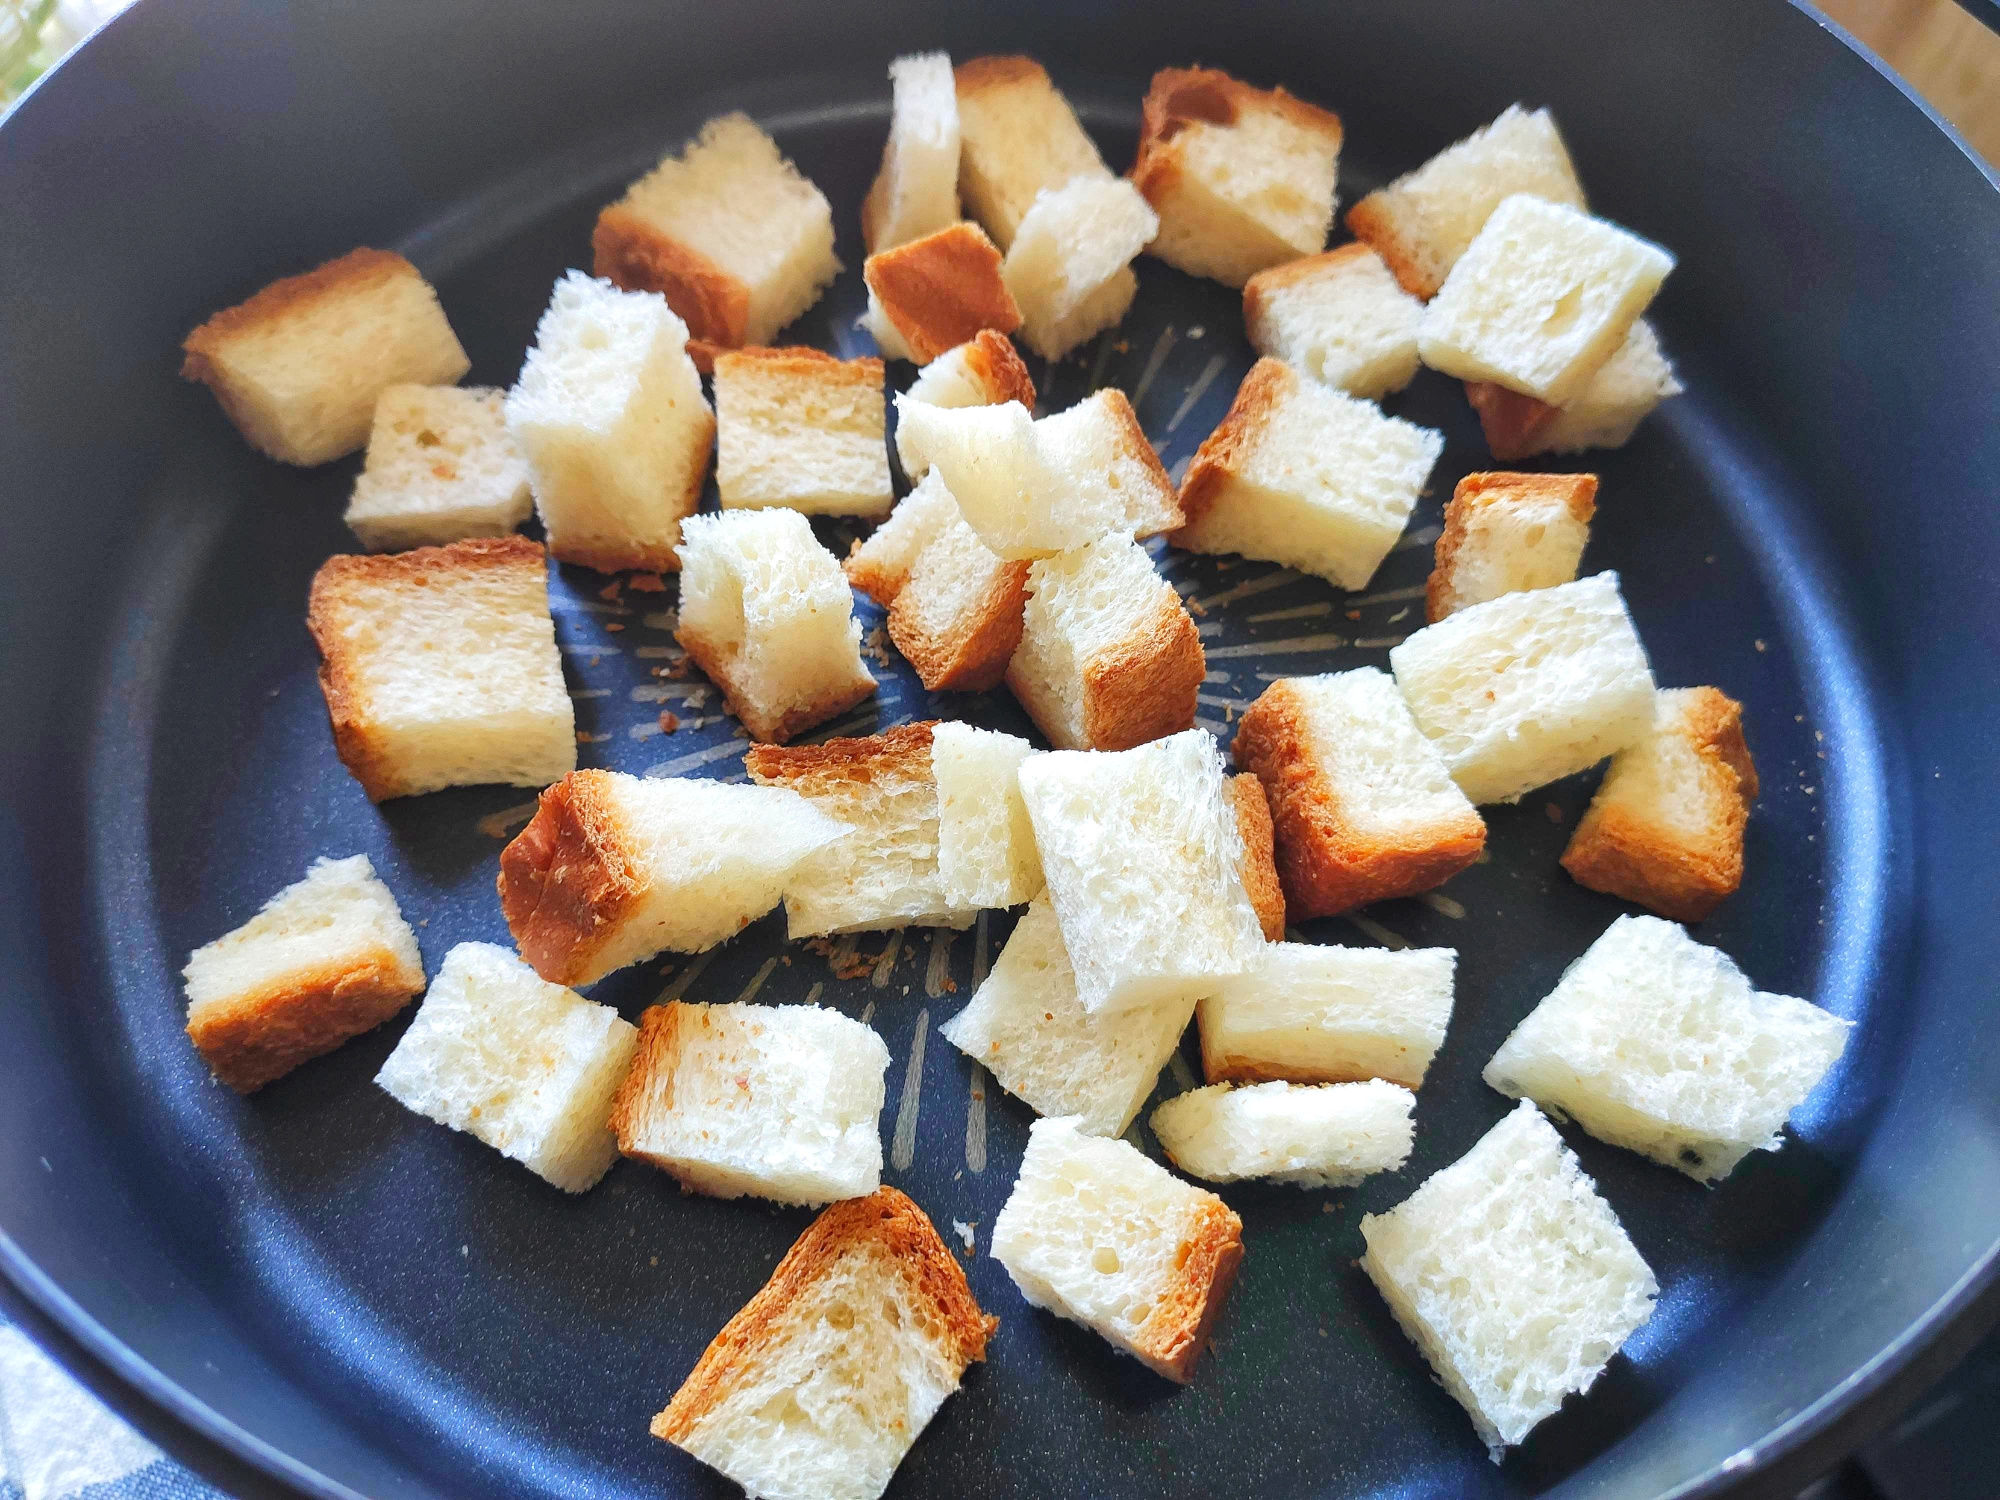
[1241,243,1380,344]
[714,344,884,389]
[745,721,937,791]
[496,770,647,986]
[676,620,878,744]
[958,328,1037,408]
[865,222,1021,363]
[1130,1196,1244,1383]
[952,54,1047,96]
[888,557,1031,693]
[1173,358,1291,533]
[1131,67,1342,218]
[592,206,750,352]
[1345,194,1442,299]
[843,540,917,609]
[1227,774,1287,941]
[180,248,416,379]
[186,947,421,1094]
[1075,591,1204,752]
[608,1002,689,1167]
[1092,388,1183,537]
[1426,469,1598,623]
[1463,380,1563,463]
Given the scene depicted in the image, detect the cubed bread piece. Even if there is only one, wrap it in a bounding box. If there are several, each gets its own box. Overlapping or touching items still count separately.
[712,347,891,519]
[504,271,713,573]
[592,112,840,363]
[1360,1100,1657,1454]
[1347,105,1587,299]
[653,1187,995,1500]
[1418,194,1675,407]
[1000,176,1159,360]
[344,385,532,551]
[375,942,637,1193]
[953,56,1111,250]
[498,770,851,986]
[1151,1079,1415,1189]
[306,536,575,801]
[1470,319,1682,459]
[1174,358,1444,591]
[1484,916,1847,1182]
[1426,470,1596,622]
[1242,244,1424,399]
[1130,67,1343,288]
[1017,729,1264,1013]
[861,222,1020,365]
[862,52,962,254]
[845,472,960,606]
[886,495,1031,693]
[932,723,1042,909]
[610,1001,889,1205]
[180,248,469,466]
[1390,572,1656,806]
[1227,772,1287,940]
[182,854,424,1093]
[675,509,877,743]
[940,897,1192,1137]
[747,723,972,936]
[1197,942,1457,1089]
[903,328,1038,415]
[1232,669,1484,916]
[991,1116,1242,1382]
[1005,534,1203,752]
[1560,687,1757,922]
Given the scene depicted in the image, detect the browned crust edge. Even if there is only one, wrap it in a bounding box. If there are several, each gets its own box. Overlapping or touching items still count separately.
[745,721,938,789]
[187,948,422,1094]
[1344,194,1443,300]
[1072,590,1205,752]
[1173,357,1292,534]
[1241,243,1383,345]
[952,54,1048,95]
[592,206,751,353]
[714,344,885,387]
[496,770,647,986]
[1130,1196,1245,1383]
[1087,388,1183,537]
[1463,380,1563,463]
[888,556,1031,693]
[864,222,1022,363]
[180,248,418,375]
[1226,773,1287,941]
[960,328,1038,408]
[1131,67,1342,218]
[1426,469,1598,623]
[677,622,878,744]
[608,1001,687,1163]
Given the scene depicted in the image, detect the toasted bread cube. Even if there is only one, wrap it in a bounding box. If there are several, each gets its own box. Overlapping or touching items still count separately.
[1426,471,1596,622]
[505,272,713,573]
[1131,67,1343,288]
[1471,319,1682,460]
[343,385,532,551]
[903,328,1038,414]
[1560,688,1757,922]
[884,490,1031,693]
[1242,245,1424,399]
[1233,669,1484,916]
[844,469,958,606]
[306,536,575,801]
[1347,105,1587,299]
[180,249,469,466]
[498,770,851,986]
[713,347,892,519]
[675,509,877,743]
[653,1187,995,1500]
[992,1116,1243,1382]
[1391,573,1656,806]
[592,112,840,362]
[1001,176,1159,360]
[933,723,1042,908]
[1360,1100,1657,1454]
[862,52,962,254]
[1018,730,1265,1013]
[375,943,637,1193]
[1174,358,1443,591]
[1418,195,1675,407]
[1151,1079,1415,1188]
[1227,773,1287,940]
[1197,942,1457,1089]
[861,222,1020,365]
[953,56,1111,250]
[182,854,424,1093]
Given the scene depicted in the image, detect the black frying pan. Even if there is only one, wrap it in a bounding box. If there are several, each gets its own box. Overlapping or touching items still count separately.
[4,2,1999,1496]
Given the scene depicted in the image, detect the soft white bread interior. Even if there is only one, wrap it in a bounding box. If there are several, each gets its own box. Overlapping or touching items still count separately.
[931,722,1042,908]
[1242,244,1424,399]
[344,384,532,551]
[1426,470,1597,622]
[713,347,892,519]
[862,52,962,254]
[900,328,1038,441]
[845,470,962,606]
[1537,319,1682,452]
[882,492,1031,694]
[860,221,1020,366]
[1001,176,1159,359]
[1150,1079,1416,1188]
[953,56,1111,250]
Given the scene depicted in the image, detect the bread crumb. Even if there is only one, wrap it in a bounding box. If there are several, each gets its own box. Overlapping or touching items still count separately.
[628,573,667,592]
[605,622,625,632]
[597,581,623,602]
[1545,802,1565,823]
[1188,325,1206,340]
[951,1218,976,1253]
[460,1244,469,1256]
[1346,609,1362,621]
[1754,639,1768,652]
[577,730,613,743]
[658,710,680,734]
[1186,596,1207,616]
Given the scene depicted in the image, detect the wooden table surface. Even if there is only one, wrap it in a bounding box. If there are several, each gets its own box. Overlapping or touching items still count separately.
[1816,0,2000,166]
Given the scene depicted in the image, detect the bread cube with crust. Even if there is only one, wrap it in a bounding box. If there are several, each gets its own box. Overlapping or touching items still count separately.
[1227,772,1287,940]
[344,385,532,551]
[1151,1079,1415,1189]
[845,471,962,606]
[860,221,1020,365]
[1426,470,1597,622]
[862,52,961,254]
[1001,176,1159,360]
[932,723,1042,909]
[902,328,1038,417]
[1469,319,1682,460]
[713,347,892,519]
[1242,244,1424,399]
[953,56,1111,250]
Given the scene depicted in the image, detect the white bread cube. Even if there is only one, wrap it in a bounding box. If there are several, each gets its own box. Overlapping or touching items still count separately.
[1242,244,1424,399]
[505,271,713,573]
[1001,176,1159,360]
[180,248,469,466]
[1538,319,1682,451]
[497,770,851,987]
[1561,687,1757,922]
[1174,358,1443,590]
[880,487,1031,694]
[991,1116,1242,1382]
[1347,105,1587,300]
[1485,916,1846,1182]
[675,509,877,743]
[902,329,1038,421]
[862,52,962,254]
[1390,572,1656,806]
[1426,470,1596,622]
[845,470,961,605]
[1005,533,1203,751]
[1130,67,1343,288]
[1418,194,1675,407]
[652,1187,995,1500]
[306,536,575,801]
[932,723,1042,908]
[1017,730,1264,1013]
[344,385,532,551]
[953,56,1111,250]
[1151,1079,1415,1188]
[713,347,892,519]
[593,112,840,362]
[182,854,424,1094]
[375,942,638,1193]
[1197,942,1456,1090]
[860,221,1020,365]
[610,1001,889,1205]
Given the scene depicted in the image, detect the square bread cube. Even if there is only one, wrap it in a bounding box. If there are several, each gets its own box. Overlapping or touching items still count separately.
[1470,319,1683,459]
[1001,176,1159,360]
[1227,772,1288,940]
[1243,244,1424,399]
[652,1187,995,1500]
[861,222,1020,365]
[713,347,891,519]
[902,329,1038,421]
[306,536,575,801]
[844,470,961,605]
[1131,67,1343,288]
[932,723,1042,909]
[1174,358,1444,591]
[1197,942,1457,1090]
[992,1116,1243,1382]
[882,487,1031,693]
[375,942,638,1193]
[592,112,840,363]
[505,271,714,573]
[862,52,961,254]
[1150,1079,1416,1188]
[1360,1100,1658,1453]
[675,509,877,743]
[182,854,424,1093]
[1425,470,1597,622]
[343,385,532,551]
[498,770,851,986]
[180,248,469,466]
[1390,572,1656,806]
[953,56,1111,250]
[1417,194,1675,407]
[1233,669,1485,917]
